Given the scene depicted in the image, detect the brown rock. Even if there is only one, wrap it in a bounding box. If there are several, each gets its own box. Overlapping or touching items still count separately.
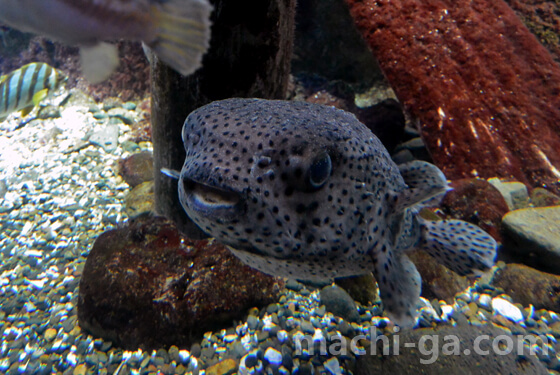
[118,151,154,188]
[78,215,284,350]
[440,178,509,242]
[356,325,548,375]
[335,274,377,306]
[124,181,154,219]
[530,187,560,207]
[409,251,468,303]
[492,263,560,313]
[206,359,238,375]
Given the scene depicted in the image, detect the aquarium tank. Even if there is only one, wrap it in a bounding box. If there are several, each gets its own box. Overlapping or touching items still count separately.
[0,0,560,375]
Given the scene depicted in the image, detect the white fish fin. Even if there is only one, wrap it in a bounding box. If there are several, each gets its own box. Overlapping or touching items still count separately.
[79,42,120,84]
[149,0,213,76]
[419,218,497,276]
[142,42,155,66]
[395,160,450,212]
[161,168,180,179]
[372,245,421,328]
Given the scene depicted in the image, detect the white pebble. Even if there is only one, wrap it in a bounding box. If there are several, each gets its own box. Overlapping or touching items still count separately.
[264,347,282,366]
[418,297,440,320]
[277,330,288,343]
[312,328,324,343]
[492,297,524,323]
[178,349,190,364]
[440,305,454,320]
[324,357,343,375]
[24,278,46,289]
[478,294,492,308]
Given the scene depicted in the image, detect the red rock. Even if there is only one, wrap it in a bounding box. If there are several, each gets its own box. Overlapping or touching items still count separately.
[78,215,284,350]
[440,178,509,242]
[505,0,560,64]
[344,0,560,194]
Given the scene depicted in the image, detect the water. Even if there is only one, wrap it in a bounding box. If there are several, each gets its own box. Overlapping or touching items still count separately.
[1,2,560,374]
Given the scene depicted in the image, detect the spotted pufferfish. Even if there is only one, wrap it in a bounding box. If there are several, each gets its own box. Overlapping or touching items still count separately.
[173,98,497,328]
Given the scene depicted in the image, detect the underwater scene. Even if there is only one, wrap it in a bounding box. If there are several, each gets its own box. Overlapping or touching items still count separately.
[1,0,560,374]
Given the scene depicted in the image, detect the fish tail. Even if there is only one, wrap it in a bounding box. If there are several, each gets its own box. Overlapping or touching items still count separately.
[419,219,497,276]
[372,246,421,328]
[149,0,213,76]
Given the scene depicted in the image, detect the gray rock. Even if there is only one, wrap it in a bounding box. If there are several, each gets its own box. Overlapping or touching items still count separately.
[394,137,431,162]
[107,108,134,125]
[319,285,360,322]
[502,206,560,274]
[89,125,119,152]
[355,325,548,375]
[488,178,529,210]
[123,102,137,110]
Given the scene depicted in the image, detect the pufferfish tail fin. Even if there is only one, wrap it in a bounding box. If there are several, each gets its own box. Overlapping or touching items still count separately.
[149,0,213,76]
[419,219,497,276]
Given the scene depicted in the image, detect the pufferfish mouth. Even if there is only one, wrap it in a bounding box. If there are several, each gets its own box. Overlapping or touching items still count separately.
[180,177,246,221]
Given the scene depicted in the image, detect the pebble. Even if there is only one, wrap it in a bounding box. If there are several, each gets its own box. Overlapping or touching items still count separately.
[89,125,119,152]
[319,285,360,322]
[323,357,342,375]
[206,358,237,375]
[44,328,57,341]
[264,347,282,366]
[247,315,259,331]
[492,297,524,323]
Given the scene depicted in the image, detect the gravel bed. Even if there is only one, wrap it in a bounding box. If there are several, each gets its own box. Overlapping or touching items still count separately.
[0,93,559,375]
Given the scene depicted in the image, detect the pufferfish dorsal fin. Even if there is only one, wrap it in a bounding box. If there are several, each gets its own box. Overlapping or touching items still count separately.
[394,160,450,213]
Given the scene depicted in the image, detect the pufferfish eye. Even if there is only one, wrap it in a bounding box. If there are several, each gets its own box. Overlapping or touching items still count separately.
[308,152,332,189]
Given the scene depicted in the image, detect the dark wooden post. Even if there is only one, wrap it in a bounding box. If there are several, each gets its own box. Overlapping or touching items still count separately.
[151,0,296,238]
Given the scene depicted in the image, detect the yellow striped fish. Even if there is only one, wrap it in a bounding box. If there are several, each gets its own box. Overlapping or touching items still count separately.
[0,0,213,83]
[0,63,67,122]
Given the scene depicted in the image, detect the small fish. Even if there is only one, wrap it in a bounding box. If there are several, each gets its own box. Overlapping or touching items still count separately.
[177,98,498,328]
[0,0,212,83]
[0,62,67,122]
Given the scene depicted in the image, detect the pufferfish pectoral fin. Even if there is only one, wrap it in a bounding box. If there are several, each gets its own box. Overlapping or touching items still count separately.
[419,218,497,276]
[372,244,421,328]
[395,160,450,212]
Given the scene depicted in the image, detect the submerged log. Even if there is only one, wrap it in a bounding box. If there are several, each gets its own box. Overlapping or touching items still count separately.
[151,0,296,238]
[345,0,560,194]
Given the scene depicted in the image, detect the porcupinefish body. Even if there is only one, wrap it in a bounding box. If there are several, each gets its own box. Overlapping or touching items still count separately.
[177,98,497,327]
[0,62,67,122]
[0,0,212,83]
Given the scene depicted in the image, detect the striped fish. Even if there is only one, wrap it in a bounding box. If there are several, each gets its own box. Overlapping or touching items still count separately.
[0,63,67,122]
[0,0,213,83]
